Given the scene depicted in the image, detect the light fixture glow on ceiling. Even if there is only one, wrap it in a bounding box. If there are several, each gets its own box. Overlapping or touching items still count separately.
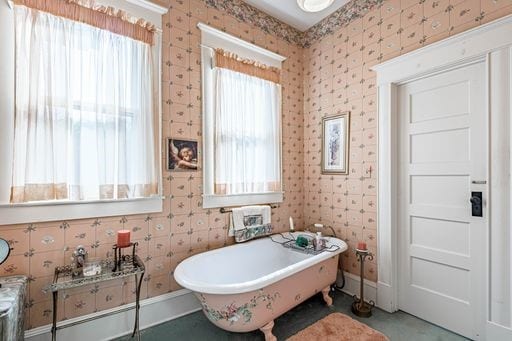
[297,0,335,12]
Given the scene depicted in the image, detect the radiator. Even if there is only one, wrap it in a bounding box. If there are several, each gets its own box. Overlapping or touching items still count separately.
[0,276,28,341]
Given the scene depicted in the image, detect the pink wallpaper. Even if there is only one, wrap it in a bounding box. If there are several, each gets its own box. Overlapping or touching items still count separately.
[0,0,303,329]
[1,0,511,331]
[302,0,512,283]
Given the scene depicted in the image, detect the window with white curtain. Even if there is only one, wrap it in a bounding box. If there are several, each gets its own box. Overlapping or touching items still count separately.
[199,24,285,208]
[11,3,159,203]
[0,0,164,224]
[214,68,281,195]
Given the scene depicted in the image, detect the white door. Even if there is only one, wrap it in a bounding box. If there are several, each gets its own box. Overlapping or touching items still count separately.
[397,61,487,340]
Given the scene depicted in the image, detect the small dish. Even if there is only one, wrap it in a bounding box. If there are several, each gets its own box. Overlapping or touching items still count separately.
[83,258,102,277]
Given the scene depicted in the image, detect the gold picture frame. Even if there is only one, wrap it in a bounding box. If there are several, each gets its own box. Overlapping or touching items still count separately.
[321,112,350,175]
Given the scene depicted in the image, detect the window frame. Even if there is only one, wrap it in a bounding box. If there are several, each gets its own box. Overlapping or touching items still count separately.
[198,23,286,209]
[0,0,166,224]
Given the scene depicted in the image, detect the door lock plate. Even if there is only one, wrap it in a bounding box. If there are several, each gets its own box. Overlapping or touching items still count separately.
[470,192,483,217]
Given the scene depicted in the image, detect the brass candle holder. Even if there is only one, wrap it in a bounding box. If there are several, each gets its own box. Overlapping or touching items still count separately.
[351,248,375,317]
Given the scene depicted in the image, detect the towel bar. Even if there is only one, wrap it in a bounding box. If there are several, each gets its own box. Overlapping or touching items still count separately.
[219,204,279,214]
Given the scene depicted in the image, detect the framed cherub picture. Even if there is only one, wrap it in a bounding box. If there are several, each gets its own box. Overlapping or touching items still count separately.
[167,138,199,171]
[321,112,350,174]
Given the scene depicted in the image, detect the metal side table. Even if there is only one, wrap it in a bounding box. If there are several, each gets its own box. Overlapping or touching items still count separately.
[44,255,145,341]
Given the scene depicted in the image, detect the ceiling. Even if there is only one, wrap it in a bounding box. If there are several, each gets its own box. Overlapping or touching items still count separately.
[243,0,350,31]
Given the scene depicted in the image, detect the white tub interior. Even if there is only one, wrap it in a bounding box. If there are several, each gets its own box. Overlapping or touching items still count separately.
[174,232,348,294]
[182,237,311,284]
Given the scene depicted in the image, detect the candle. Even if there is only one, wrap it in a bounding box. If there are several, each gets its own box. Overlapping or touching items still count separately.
[357,241,367,251]
[117,230,131,247]
[289,217,294,231]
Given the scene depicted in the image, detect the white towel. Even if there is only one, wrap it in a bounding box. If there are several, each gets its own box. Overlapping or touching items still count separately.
[228,205,271,237]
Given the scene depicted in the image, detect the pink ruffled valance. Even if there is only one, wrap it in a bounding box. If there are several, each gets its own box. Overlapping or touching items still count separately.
[14,0,156,45]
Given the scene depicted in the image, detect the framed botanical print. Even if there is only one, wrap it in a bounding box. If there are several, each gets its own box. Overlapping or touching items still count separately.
[321,112,350,174]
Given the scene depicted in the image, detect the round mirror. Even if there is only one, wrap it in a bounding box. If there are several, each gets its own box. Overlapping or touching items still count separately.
[0,238,11,265]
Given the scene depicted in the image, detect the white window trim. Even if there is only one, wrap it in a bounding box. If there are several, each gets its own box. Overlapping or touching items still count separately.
[0,0,167,225]
[0,197,164,225]
[198,23,286,209]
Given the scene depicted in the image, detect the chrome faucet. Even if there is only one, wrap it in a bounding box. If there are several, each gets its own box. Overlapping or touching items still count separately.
[312,223,338,238]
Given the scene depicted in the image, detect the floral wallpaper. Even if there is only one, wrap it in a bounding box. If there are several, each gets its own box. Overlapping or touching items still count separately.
[303,0,385,46]
[1,0,512,332]
[203,0,304,45]
[302,0,512,282]
[0,0,304,330]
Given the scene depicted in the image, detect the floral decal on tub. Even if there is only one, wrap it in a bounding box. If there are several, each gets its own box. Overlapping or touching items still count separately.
[200,290,280,325]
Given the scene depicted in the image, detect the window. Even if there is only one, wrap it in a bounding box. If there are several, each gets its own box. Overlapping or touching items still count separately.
[199,24,285,208]
[0,0,164,224]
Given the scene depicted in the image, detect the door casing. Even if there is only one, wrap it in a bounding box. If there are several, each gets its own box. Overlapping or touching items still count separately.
[372,14,512,340]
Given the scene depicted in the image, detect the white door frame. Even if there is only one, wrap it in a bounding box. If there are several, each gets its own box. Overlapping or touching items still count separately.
[373,14,512,338]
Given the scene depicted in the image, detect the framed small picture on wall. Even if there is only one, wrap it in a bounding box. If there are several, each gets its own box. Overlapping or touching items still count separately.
[167,138,199,171]
[321,112,350,174]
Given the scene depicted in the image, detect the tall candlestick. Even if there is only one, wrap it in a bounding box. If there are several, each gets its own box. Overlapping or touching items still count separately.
[352,248,374,317]
[117,230,131,248]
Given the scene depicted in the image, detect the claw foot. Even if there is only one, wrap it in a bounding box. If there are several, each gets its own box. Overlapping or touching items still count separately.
[322,286,333,306]
[260,320,277,341]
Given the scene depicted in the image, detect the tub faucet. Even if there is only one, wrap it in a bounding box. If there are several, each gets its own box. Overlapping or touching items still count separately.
[312,223,338,238]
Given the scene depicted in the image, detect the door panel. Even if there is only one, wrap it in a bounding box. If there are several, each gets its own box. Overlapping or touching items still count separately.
[409,128,470,163]
[410,175,469,206]
[410,216,470,255]
[410,257,470,301]
[398,61,487,340]
[409,80,470,122]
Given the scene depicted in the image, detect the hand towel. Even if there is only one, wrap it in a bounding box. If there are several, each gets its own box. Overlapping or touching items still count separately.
[228,205,272,239]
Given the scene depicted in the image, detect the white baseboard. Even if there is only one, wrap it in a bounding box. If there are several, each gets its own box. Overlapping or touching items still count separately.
[25,289,202,341]
[338,271,377,306]
[25,277,509,341]
[23,274,377,341]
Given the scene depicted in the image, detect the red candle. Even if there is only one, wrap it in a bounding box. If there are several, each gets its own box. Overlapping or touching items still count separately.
[357,241,367,250]
[117,230,131,247]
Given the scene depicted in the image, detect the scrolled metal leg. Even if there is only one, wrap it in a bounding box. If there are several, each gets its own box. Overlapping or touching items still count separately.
[52,291,58,341]
[351,249,374,317]
[131,272,144,340]
[131,242,138,266]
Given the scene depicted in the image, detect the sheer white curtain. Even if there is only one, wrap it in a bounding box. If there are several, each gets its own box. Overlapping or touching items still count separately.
[11,5,158,203]
[214,68,281,195]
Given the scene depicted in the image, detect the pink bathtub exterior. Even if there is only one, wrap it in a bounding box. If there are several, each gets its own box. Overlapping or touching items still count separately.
[174,232,348,334]
[196,256,339,332]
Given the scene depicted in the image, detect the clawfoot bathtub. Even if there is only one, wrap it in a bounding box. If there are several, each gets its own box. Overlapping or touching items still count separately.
[174,232,348,341]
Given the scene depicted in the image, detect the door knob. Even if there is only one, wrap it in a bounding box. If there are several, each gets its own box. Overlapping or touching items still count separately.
[470,192,483,217]
[470,196,481,205]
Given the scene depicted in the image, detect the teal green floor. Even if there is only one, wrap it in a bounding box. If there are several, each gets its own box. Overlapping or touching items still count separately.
[116,290,469,341]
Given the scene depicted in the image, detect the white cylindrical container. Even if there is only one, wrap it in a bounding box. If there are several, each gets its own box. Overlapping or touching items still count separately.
[314,231,322,251]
